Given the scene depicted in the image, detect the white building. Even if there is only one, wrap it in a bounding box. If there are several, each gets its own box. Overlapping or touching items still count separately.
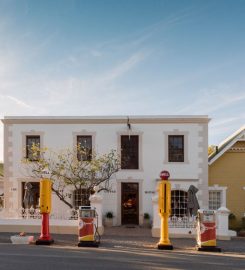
[2,115,209,229]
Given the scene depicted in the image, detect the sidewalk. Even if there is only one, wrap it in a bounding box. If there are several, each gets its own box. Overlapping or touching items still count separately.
[0,226,244,255]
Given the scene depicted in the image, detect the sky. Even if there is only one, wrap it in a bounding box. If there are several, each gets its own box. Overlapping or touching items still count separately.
[0,0,245,161]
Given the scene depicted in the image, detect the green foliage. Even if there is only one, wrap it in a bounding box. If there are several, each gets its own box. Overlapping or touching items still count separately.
[229,213,236,220]
[0,163,3,177]
[242,217,245,229]
[144,213,150,220]
[208,145,216,156]
[106,212,113,218]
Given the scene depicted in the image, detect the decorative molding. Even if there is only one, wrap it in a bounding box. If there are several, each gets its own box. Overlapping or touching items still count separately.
[2,115,210,125]
[197,123,209,209]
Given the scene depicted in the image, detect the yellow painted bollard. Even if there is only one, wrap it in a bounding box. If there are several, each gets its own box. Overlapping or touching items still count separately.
[36,175,54,245]
[157,170,173,250]
[39,178,52,214]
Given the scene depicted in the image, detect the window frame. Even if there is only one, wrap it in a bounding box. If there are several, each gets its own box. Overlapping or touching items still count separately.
[77,135,93,161]
[120,135,139,170]
[73,188,90,208]
[168,135,184,162]
[171,189,188,217]
[208,185,227,210]
[26,135,41,161]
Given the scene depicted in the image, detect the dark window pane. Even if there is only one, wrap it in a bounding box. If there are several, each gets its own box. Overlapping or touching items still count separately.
[74,189,90,208]
[121,135,139,169]
[77,136,92,161]
[171,190,188,217]
[26,136,40,161]
[168,135,184,162]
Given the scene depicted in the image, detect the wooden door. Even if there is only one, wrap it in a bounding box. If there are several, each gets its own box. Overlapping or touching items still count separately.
[121,183,139,225]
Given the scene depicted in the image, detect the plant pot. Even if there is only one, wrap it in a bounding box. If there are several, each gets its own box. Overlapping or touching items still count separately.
[143,219,151,228]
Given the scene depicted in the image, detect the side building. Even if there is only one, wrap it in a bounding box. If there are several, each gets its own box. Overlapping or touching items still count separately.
[209,126,245,231]
[2,115,209,227]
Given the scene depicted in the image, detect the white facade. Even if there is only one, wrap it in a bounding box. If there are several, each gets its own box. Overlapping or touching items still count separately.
[2,115,209,226]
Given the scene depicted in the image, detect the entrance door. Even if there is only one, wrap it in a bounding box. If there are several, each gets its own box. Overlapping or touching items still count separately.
[121,183,139,225]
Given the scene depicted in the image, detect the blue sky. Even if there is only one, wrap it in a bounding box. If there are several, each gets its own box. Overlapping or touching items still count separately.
[0,0,245,161]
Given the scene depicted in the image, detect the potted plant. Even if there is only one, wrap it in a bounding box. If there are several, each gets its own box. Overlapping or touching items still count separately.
[143,213,151,228]
[104,211,114,227]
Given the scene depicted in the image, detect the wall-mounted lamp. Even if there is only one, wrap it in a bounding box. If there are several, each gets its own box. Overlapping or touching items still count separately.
[127,117,131,130]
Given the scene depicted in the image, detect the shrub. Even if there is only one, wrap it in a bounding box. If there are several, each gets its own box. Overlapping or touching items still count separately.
[106,212,113,219]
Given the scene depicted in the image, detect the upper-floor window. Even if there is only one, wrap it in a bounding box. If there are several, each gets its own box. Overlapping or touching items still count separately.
[26,135,40,161]
[121,135,139,169]
[168,135,184,162]
[77,135,92,161]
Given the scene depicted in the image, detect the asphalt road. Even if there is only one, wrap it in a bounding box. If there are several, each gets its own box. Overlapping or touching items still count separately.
[0,242,244,270]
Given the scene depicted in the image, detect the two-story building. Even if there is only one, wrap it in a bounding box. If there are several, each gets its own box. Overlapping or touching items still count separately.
[2,115,209,227]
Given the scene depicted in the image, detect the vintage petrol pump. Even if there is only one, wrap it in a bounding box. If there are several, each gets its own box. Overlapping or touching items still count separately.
[196,209,221,252]
[78,206,100,247]
[157,170,173,250]
[36,174,54,245]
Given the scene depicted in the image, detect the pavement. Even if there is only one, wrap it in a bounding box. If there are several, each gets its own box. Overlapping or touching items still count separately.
[0,227,244,270]
[1,226,244,254]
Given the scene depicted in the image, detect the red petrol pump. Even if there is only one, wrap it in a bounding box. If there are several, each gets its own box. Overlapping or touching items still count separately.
[36,175,54,245]
[78,206,100,247]
[157,170,173,250]
[196,209,221,252]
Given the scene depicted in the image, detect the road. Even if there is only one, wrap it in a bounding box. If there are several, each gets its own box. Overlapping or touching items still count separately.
[0,241,244,270]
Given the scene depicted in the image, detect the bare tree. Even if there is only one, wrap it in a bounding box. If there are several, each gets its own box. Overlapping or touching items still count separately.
[22,145,120,208]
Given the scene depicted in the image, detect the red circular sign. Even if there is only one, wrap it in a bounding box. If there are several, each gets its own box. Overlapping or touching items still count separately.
[160,170,170,180]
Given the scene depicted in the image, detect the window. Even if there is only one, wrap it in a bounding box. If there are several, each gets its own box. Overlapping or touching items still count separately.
[171,190,188,217]
[22,182,40,209]
[168,135,184,162]
[209,191,221,210]
[74,189,90,208]
[26,136,40,161]
[121,135,139,169]
[77,135,92,161]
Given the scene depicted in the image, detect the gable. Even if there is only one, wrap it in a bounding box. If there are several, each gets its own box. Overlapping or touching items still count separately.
[209,126,245,165]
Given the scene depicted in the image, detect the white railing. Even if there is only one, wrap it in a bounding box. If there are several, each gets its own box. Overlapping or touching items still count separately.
[168,215,196,228]
[15,207,79,220]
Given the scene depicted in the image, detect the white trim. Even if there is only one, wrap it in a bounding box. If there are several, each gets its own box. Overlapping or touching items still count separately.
[3,115,210,120]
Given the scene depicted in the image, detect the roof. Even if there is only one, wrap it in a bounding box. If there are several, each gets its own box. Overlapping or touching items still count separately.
[1,115,210,125]
[208,125,245,165]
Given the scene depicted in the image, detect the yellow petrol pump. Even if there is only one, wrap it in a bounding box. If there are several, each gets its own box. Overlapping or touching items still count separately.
[157,170,173,250]
[36,173,54,245]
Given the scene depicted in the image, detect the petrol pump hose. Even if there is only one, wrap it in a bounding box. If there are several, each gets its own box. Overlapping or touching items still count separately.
[94,211,101,244]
